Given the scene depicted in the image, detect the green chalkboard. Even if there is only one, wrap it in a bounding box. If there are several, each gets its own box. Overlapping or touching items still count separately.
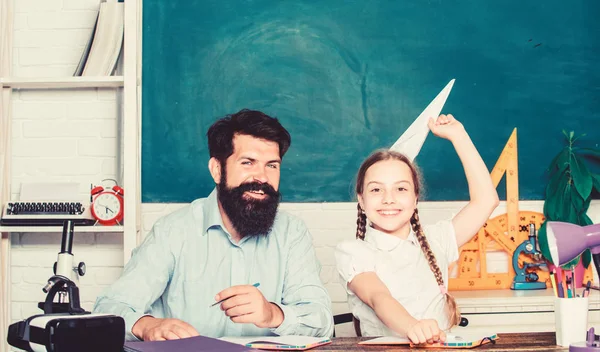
[142,0,600,203]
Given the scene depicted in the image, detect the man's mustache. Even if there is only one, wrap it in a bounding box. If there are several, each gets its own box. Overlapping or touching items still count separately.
[234,181,279,198]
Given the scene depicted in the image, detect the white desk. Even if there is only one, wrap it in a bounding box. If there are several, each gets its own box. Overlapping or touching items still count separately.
[454,288,599,334]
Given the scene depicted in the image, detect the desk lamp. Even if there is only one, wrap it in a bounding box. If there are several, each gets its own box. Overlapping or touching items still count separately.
[542,221,600,352]
[544,222,600,267]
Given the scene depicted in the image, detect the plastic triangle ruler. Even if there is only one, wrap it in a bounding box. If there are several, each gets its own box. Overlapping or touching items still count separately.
[449,129,547,289]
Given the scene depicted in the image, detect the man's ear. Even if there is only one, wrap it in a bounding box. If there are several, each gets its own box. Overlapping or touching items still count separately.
[208,158,221,184]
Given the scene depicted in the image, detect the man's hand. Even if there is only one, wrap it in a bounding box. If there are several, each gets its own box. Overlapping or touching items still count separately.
[132,316,199,341]
[406,319,446,345]
[215,284,284,328]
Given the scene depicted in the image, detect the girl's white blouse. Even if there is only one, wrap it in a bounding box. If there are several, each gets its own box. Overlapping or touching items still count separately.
[335,220,459,337]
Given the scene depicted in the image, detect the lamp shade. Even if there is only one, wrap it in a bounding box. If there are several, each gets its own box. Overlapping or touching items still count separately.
[544,221,600,266]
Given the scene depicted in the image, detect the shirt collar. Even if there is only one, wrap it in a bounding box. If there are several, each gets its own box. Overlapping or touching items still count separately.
[200,188,226,235]
[364,224,418,251]
[199,188,274,245]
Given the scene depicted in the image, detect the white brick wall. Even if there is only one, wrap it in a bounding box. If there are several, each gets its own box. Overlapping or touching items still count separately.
[6,0,124,329]
[10,89,119,198]
[5,0,600,341]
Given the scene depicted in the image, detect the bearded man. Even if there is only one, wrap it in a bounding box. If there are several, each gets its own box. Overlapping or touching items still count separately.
[94,109,333,341]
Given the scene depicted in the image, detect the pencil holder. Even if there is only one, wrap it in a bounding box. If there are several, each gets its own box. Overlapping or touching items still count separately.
[554,296,589,347]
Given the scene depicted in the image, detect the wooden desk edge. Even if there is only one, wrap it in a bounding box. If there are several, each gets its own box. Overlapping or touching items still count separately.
[315,332,565,351]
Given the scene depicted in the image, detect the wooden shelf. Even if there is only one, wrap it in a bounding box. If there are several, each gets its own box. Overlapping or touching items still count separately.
[0,76,124,89]
[0,225,124,233]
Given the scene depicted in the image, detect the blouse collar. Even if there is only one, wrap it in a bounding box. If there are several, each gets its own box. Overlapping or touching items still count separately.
[364,223,418,251]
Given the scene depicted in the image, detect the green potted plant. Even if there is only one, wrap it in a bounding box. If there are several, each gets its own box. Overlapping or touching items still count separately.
[539,131,600,271]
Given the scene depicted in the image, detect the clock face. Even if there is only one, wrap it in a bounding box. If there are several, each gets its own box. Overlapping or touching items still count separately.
[93,193,122,221]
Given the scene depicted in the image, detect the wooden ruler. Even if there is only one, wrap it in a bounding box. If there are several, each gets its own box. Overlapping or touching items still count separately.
[450,129,548,290]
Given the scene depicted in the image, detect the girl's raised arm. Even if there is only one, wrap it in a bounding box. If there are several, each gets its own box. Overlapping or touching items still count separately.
[428,115,499,247]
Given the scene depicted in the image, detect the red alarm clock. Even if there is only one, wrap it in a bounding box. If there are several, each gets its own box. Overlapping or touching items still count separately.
[90,180,124,226]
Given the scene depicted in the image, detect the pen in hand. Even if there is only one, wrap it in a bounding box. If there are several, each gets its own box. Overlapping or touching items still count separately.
[210,282,260,307]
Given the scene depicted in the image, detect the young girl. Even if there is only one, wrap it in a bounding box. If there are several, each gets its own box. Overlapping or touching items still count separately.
[335,114,499,344]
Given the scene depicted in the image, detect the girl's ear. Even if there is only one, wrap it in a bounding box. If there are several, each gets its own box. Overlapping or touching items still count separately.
[357,194,364,211]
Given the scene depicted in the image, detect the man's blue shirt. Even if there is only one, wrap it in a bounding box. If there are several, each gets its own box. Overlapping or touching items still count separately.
[93,189,333,340]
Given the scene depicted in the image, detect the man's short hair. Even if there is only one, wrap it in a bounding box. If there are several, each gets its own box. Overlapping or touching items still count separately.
[207,109,291,164]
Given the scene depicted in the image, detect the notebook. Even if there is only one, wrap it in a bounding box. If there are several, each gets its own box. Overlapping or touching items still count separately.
[359,331,499,349]
[220,335,332,351]
[123,335,254,352]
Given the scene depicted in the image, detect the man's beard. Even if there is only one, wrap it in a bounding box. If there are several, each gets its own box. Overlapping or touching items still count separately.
[217,170,281,239]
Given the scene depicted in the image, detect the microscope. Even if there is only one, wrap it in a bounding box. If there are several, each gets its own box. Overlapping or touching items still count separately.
[39,220,87,315]
[511,223,548,290]
[7,221,125,352]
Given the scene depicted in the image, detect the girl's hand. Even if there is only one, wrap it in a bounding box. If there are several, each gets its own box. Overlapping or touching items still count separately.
[407,319,446,345]
[428,114,465,142]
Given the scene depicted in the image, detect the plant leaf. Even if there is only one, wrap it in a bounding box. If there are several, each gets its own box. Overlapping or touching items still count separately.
[593,174,600,192]
[579,213,593,226]
[571,155,593,200]
[547,149,569,173]
[556,149,571,173]
[543,197,560,220]
[545,172,563,199]
[566,199,580,224]
[538,222,553,263]
[559,183,581,224]
[580,147,600,157]
[562,255,580,269]
[570,187,585,213]
[580,147,600,163]
[583,249,592,268]
[582,196,592,214]
[567,209,580,224]
[572,132,587,143]
[552,182,576,223]
[544,179,568,220]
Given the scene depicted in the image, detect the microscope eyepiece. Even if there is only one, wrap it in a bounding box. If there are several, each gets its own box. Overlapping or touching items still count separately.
[60,220,75,254]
